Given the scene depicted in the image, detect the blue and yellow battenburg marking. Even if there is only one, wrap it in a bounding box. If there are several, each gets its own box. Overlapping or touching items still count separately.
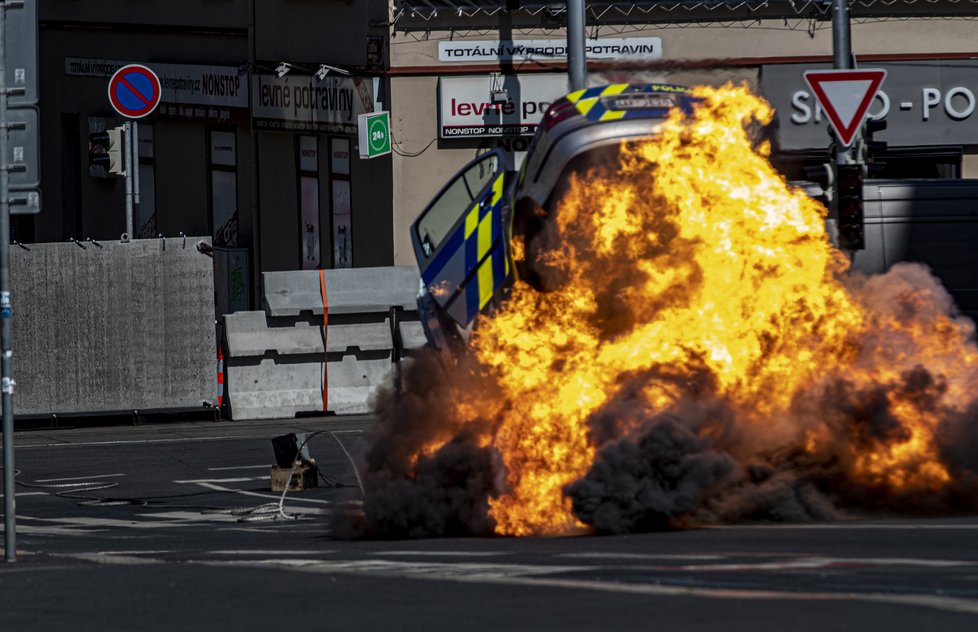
[461,172,508,324]
[420,170,509,327]
[565,83,691,122]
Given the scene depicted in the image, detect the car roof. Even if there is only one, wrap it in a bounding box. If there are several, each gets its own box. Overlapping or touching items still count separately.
[557,83,694,124]
[516,83,695,208]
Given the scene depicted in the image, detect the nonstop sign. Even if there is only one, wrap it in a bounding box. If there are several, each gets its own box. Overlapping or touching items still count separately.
[439,74,570,138]
[67,57,247,122]
[439,37,662,63]
[762,61,978,150]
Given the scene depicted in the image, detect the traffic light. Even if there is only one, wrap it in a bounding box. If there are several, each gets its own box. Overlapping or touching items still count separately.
[803,162,836,207]
[859,119,888,177]
[836,163,865,251]
[88,126,125,175]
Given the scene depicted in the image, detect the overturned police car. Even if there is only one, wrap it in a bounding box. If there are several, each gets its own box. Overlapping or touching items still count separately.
[411,83,697,353]
[411,81,978,354]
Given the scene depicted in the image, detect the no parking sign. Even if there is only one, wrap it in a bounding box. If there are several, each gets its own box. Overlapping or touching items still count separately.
[108,64,162,119]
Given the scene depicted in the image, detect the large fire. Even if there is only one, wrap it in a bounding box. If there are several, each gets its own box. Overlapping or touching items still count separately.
[346,84,978,539]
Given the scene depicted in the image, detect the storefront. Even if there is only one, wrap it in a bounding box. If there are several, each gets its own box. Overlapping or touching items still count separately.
[250,72,390,271]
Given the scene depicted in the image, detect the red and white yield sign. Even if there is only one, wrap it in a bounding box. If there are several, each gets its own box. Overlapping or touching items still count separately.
[108,64,162,119]
[803,69,887,147]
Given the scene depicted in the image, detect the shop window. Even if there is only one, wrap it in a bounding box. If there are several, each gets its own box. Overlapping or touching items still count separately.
[330,137,353,268]
[209,129,238,246]
[298,135,321,269]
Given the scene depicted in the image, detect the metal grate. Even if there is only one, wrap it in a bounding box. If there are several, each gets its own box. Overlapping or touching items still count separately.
[394,1,978,30]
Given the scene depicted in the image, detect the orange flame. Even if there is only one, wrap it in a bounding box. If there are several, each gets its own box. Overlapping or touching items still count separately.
[398,83,978,537]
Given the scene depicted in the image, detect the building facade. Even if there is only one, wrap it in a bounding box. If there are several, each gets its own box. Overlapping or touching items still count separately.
[16,2,978,303]
[388,1,978,265]
[21,0,392,309]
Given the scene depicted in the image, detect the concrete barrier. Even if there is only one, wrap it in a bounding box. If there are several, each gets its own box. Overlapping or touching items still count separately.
[7,238,216,416]
[263,266,419,316]
[224,266,424,420]
[398,320,427,353]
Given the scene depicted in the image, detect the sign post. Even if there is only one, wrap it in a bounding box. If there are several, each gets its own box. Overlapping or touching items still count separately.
[107,64,161,241]
[357,111,391,159]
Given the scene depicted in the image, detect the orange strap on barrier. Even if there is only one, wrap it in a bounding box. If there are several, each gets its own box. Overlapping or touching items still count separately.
[319,269,329,412]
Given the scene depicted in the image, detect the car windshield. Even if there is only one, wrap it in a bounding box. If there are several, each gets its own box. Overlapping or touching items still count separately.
[417,154,499,257]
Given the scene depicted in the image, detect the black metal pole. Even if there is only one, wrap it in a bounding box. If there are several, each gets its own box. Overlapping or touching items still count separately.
[832,0,853,166]
[566,0,586,91]
[0,0,17,563]
[247,0,262,309]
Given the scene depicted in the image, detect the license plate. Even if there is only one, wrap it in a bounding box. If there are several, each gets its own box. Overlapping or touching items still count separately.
[606,95,676,110]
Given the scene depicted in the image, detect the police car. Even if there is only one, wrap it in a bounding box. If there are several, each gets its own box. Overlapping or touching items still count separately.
[411,83,697,353]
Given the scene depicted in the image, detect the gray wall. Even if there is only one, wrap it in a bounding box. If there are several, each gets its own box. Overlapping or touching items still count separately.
[9,239,216,415]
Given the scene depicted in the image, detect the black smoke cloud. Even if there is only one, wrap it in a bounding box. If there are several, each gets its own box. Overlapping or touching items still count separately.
[566,369,844,534]
[339,264,978,539]
[331,349,504,539]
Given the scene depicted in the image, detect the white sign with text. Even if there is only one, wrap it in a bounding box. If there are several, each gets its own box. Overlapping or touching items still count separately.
[439,74,570,138]
[439,38,662,63]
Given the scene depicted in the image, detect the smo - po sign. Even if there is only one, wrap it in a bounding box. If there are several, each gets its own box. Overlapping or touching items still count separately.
[761,61,978,150]
[438,74,569,138]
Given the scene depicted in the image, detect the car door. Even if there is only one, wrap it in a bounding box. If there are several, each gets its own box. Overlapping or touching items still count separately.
[412,149,510,331]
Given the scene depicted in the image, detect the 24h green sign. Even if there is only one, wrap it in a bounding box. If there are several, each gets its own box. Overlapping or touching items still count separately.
[357,111,391,159]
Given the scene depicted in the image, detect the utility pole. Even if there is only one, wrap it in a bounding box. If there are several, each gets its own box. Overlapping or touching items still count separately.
[831,0,867,254]
[247,0,262,309]
[566,0,586,91]
[1,0,17,563]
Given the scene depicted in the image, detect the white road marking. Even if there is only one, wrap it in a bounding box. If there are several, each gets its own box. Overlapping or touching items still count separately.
[2,516,107,536]
[17,428,365,450]
[13,491,49,497]
[209,549,336,556]
[148,508,329,520]
[25,515,236,528]
[182,557,978,616]
[193,481,333,506]
[561,553,724,561]
[373,550,509,557]
[206,465,269,472]
[655,557,976,572]
[465,576,978,615]
[66,553,163,566]
[35,473,126,483]
[713,523,978,530]
[200,558,588,579]
[15,434,294,449]
[1,524,105,536]
[173,477,268,484]
[92,550,176,556]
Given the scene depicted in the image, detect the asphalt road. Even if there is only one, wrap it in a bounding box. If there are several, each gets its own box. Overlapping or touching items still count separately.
[2,416,978,631]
